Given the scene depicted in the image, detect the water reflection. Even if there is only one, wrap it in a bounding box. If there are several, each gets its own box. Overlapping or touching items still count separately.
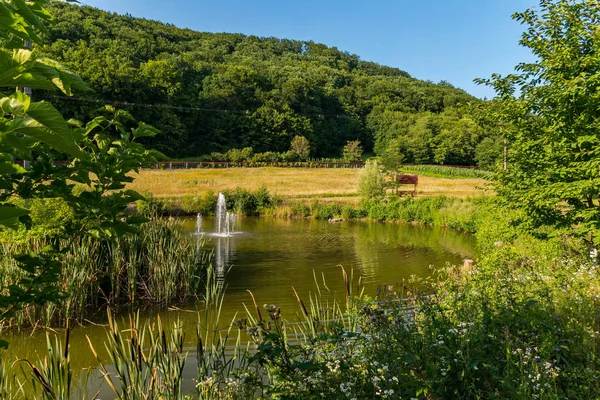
[189,217,476,313]
[214,235,229,291]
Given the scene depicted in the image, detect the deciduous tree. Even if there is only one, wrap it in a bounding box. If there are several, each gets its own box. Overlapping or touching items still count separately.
[478,0,600,243]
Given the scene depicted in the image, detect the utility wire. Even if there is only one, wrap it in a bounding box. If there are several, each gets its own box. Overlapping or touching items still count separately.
[40,94,358,120]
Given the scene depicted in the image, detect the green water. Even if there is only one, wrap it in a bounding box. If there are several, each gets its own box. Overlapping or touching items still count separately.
[2,217,476,395]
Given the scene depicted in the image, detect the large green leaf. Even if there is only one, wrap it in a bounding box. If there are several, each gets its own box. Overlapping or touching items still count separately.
[132,122,160,139]
[0,49,89,94]
[0,49,54,90]
[36,57,91,95]
[10,0,48,34]
[0,3,29,43]
[11,101,88,160]
[0,205,28,229]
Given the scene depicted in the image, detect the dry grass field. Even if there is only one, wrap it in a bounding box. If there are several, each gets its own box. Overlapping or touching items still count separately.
[127,168,490,202]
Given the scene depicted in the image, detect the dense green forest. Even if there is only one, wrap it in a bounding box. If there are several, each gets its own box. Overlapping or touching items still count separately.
[35,1,498,165]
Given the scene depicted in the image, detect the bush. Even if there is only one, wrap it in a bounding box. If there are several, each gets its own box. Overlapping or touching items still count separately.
[342,139,363,162]
[290,136,310,161]
[291,202,311,217]
[341,205,357,219]
[358,160,385,200]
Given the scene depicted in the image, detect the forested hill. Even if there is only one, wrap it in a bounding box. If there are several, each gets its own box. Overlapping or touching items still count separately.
[40,1,491,164]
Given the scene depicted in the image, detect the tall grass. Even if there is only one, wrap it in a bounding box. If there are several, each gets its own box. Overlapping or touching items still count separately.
[87,311,187,399]
[264,195,489,233]
[0,218,211,330]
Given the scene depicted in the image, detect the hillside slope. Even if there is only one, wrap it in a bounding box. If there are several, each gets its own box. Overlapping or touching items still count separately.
[39,2,489,164]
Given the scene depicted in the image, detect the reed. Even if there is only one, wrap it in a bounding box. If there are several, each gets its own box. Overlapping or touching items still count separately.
[0,218,212,330]
[0,357,25,400]
[87,310,187,399]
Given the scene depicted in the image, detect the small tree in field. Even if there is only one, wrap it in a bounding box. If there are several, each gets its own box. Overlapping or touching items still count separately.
[359,160,385,200]
[290,136,310,161]
[343,140,363,162]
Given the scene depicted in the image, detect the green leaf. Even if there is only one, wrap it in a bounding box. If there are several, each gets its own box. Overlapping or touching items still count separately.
[11,101,88,160]
[0,339,8,349]
[122,190,146,202]
[0,205,29,229]
[132,122,159,138]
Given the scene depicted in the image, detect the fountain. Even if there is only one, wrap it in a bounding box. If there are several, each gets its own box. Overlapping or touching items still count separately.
[214,235,229,291]
[215,193,237,237]
[195,213,203,235]
[192,193,239,289]
[192,193,238,237]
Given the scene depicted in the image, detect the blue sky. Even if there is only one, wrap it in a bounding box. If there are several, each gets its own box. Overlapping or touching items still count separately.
[79,0,539,99]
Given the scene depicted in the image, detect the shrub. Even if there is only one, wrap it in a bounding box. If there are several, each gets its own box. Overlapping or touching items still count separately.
[291,203,310,217]
[341,205,356,219]
[358,160,385,200]
[342,140,363,162]
[290,136,311,161]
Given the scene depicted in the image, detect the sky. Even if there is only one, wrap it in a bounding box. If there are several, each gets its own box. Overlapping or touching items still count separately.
[79,0,540,99]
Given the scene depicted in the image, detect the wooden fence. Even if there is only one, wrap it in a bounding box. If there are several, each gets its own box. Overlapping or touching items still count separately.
[147,161,481,170]
[149,161,366,169]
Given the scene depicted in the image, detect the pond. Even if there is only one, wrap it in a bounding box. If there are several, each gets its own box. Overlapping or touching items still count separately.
[2,217,476,395]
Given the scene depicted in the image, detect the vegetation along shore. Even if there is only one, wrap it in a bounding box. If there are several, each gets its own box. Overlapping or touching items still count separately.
[1,0,600,399]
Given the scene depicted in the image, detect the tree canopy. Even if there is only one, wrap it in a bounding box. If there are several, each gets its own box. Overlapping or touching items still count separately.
[480,0,600,243]
[30,2,497,165]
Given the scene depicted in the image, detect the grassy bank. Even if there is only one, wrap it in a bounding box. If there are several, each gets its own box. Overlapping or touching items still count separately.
[127,167,489,201]
[402,164,494,179]
[143,187,486,234]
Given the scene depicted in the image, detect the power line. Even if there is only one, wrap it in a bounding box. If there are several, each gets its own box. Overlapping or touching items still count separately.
[40,94,358,120]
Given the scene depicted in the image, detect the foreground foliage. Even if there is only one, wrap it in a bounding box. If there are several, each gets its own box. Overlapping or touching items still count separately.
[0,0,159,349]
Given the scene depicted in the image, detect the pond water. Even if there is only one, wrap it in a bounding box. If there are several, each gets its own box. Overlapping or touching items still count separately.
[2,217,476,395]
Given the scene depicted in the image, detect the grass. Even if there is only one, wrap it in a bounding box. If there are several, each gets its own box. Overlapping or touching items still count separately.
[127,168,489,201]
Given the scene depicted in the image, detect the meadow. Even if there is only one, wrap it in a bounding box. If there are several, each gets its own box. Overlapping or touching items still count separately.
[126,167,490,202]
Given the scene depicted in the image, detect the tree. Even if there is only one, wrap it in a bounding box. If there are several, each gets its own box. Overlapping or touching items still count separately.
[342,140,363,162]
[475,136,503,170]
[380,138,405,172]
[0,0,157,346]
[290,135,311,160]
[38,1,477,159]
[477,0,600,244]
[358,160,385,200]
